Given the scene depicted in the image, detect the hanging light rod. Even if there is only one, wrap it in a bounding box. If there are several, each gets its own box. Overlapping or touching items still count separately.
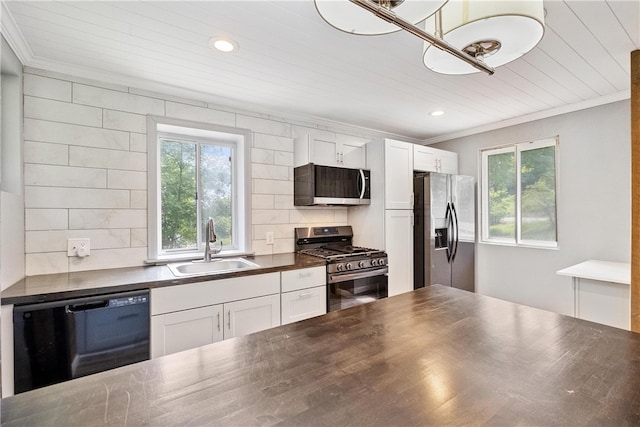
[348,0,495,75]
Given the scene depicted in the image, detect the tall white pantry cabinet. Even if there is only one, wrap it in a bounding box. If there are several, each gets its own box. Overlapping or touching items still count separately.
[350,139,458,297]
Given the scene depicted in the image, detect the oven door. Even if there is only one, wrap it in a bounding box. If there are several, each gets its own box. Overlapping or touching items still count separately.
[327,269,388,312]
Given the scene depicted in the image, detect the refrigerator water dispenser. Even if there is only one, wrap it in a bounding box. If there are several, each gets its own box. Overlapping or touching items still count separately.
[435,227,448,249]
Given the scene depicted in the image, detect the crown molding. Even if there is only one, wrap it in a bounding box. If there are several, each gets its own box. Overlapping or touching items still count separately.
[1,2,33,64]
[422,90,631,145]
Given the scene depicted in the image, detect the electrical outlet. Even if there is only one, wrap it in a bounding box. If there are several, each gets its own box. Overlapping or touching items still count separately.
[67,238,91,257]
[266,232,274,245]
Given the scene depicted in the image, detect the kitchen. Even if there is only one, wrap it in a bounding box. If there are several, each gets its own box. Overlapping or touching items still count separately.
[1,0,639,425]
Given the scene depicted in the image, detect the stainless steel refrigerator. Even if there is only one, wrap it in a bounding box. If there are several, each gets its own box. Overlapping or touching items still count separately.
[413,172,476,292]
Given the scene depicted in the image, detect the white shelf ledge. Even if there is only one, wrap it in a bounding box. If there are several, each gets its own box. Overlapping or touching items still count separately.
[557,260,630,285]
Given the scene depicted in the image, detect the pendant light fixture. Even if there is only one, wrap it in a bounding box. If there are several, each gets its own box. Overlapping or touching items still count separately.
[422,0,545,75]
[314,0,449,35]
[315,0,545,76]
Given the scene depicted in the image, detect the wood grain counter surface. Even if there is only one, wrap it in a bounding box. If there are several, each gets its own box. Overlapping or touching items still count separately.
[3,285,639,426]
[1,253,325,305]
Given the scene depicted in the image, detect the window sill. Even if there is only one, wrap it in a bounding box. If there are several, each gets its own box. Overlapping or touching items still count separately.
[479,240,559,251]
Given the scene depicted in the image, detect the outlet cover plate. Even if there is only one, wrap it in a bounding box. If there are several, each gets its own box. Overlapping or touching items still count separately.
[68,238,90,257]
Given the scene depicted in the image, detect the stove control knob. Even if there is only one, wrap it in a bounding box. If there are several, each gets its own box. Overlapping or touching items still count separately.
[378,258,386,266]
[371,259,378,266]
[337,264,344,272]
[358,261,365,268]
[345,263,353,270]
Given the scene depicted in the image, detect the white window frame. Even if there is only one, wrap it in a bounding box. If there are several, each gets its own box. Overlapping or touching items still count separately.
[480,137,559,249]
[147,116,252,262]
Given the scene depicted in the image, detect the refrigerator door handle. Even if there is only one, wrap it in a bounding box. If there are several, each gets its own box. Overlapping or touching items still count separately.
[445,202,452,262]
[451,202,459,262]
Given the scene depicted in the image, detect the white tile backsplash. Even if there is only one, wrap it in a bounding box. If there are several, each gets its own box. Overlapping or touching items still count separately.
[26,187,130,209]
[251,164,289,180]
[22,69,365,275]
[69,209,146,229]
[69,146,146,171]
[24,96,103,127]
[25,118,129,150]
[23,74,72,102]
[25,209,69,231]
[165,102,236,127]
[24,141,69,165]
[24,164,107,188]
[73,84,165,115]
[103,109,147,133]
[107,170,147,190]
[253,179,293,195]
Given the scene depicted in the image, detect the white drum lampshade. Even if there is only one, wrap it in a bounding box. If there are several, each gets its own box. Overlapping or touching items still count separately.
[315,0,449,35]
[423,0,545,74]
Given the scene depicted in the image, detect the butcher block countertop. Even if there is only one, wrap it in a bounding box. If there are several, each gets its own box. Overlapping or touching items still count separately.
[3,285,640,426]
[1,253,325,305]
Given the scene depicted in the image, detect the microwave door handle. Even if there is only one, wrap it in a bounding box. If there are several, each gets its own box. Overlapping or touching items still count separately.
[359,169,366,199]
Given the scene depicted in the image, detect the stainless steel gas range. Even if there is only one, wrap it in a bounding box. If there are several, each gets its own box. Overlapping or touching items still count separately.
[295,226,388,312]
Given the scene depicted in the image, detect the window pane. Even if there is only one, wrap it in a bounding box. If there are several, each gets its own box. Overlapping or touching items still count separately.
[520,146,556,242]
[487,151,515,240]
[200,144,233,247]
[161,140,197,250]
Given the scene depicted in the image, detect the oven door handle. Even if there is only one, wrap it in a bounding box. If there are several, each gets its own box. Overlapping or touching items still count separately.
[328,268,388,284]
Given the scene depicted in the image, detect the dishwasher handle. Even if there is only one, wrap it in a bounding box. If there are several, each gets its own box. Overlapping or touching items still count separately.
[66,300,109,313]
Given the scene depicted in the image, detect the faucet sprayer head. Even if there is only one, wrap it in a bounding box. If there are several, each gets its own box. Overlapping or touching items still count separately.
[206,217,217,243]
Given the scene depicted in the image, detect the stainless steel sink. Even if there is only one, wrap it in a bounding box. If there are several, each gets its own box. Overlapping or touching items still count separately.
[167,258,260,277]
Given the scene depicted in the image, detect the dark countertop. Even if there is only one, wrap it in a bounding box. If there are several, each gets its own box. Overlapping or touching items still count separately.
[1,253,325,305]
[3,285,640,426]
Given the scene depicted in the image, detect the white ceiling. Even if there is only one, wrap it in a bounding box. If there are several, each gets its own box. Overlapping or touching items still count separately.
[2,1,639,142]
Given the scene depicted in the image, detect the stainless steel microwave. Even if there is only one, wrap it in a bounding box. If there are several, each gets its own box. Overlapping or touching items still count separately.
[294,163,371,206]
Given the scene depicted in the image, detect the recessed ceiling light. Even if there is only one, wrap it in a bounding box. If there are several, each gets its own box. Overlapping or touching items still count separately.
[430,110,445,117]
[208,37,238,53]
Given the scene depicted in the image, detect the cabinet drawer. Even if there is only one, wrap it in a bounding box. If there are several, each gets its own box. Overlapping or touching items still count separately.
[281,285,326,325]
[281,266,326,292]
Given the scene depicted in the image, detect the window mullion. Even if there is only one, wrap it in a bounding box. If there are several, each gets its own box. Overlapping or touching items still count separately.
[515,145,522,244]
[196,142,202,251]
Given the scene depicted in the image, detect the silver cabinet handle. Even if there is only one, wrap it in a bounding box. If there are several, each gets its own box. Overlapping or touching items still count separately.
[217,312,220,332]
[298,291,314,298]
[227,310,231,330]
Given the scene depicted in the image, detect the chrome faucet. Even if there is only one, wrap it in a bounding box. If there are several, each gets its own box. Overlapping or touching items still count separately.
[204,217,221,261]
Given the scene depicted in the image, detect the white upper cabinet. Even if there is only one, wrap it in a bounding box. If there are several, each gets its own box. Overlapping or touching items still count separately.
[413,145,458,174]
[295,129,368,169]
[384,139,414,210]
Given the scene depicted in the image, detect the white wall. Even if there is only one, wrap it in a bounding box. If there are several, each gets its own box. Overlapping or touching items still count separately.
[433,100,630,315]
[22,67,396,276]
[1,37,25,290]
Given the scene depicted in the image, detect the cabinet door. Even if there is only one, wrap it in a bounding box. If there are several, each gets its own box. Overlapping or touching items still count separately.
[413,145,438,172]
[281,285,327,325]
[340,140,367,169]
[151,304,223,358]
[224,294,280,339]
[384,139,414,209]
[438,151,459,174]
[385,209,414,296]
[311,138,340,167]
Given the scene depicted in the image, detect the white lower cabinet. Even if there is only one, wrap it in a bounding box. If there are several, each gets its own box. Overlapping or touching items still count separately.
[385,209,414,296]
[224,294,281,339]
[280,266,327,325]
[281,286,326,325]
[151,272,281,358]
[151,304,223,358]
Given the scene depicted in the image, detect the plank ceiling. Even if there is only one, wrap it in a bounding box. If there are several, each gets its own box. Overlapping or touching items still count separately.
[2,1,639,141]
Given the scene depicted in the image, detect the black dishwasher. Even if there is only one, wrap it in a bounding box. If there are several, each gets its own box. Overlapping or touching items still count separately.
[13,290,150,394]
